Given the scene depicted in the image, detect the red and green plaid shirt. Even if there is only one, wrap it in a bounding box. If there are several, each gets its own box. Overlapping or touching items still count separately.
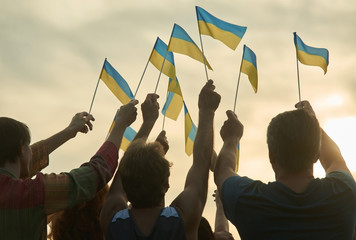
[0,140,118,240]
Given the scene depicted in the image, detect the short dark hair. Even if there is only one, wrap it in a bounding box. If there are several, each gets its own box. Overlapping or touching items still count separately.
[118,139,171,208]
[0,117,31,166]
[267,109,320,173]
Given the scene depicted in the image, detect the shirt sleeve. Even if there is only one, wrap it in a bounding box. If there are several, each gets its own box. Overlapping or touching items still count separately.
[43,141,118,214]
[221,175,255,224]
[29,140,49,178]
[326,170,356,199]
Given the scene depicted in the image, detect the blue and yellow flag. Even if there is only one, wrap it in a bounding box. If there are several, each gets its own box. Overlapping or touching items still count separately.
[100,59,134,104]
[196,6,247,50]
[240,45,258,93]
[107,113,137,151]
[235,143,240,172]
[167,24,213,70]
[121,126,137,151]
[293,32,329,74]
[184,102,197,156]
[162,78,183,120]
[149,37,176,80]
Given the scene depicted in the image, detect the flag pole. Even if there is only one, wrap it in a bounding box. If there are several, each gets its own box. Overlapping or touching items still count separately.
[233,51,244,112]
[89,58,106,114]
[134,58,150,98]
[295,51,302,102]
[197,23,209,82]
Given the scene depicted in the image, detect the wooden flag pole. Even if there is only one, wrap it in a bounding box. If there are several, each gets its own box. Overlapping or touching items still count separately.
[89,58,106,114]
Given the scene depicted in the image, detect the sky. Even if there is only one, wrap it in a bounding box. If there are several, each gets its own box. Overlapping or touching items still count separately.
[1,0,356,238]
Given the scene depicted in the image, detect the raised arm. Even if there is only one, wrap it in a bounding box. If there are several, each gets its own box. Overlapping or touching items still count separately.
[213,190,235,240]
[106,100,139,148]
[214,110,244,194]
[295,100,351,175]
[171,80,221,239]
[132,93,159,142]
[44,101,138,215]
[101,95,160,234]
[24,112,95,179]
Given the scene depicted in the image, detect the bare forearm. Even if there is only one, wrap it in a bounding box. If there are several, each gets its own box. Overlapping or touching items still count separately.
[106,123,126,150]
[319,129,350,174]
[43,127,77,155]
[214,194,229,232]
[214,140,238,192]
[133,120,156,142]
[193,110,214,168]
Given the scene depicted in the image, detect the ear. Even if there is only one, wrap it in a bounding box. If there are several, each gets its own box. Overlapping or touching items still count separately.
[269,151,278,172]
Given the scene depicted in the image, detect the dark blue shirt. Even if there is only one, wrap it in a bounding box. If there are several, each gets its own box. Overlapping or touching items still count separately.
[107,206,187,240]
[222,171,356,240]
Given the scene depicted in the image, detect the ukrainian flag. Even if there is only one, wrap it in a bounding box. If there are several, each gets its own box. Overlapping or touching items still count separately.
[235,143,240,172]
[241,45,258,93]
[106,114,136,151]
[162,78,183,120]
[100,59,134,104]
[184,102,197,156]
[167,24,213,70]
[120,126,137,151]
[294,32,329,74]
[196,6,247,50]
[149,37,176,80]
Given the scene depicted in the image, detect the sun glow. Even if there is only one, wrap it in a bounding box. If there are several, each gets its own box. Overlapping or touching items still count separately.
[314,117,356,177]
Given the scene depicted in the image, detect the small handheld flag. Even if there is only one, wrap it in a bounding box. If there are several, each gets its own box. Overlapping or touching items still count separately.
[149,37,176,80]
[107,112,137,151]
[235,143,240,172]
[240,45,258,93]
[100,59,134,104]
[293,32,329,101]
[294,32,329,74]
[167,24,213,70]
[196,6,247,50]
[184,102,197,156]
[233,45,258,112]
[162,78,183,121]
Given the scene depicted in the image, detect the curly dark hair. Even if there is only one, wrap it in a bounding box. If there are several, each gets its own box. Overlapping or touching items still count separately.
[47,185,109,240]
[118,139,172,209]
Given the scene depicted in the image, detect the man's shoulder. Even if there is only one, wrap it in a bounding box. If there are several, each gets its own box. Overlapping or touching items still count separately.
[222,175,264,190]
[325,170,356,193]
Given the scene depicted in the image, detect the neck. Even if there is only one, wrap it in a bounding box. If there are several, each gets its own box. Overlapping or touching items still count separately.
[275,167,314,193]
[1,160,20,179]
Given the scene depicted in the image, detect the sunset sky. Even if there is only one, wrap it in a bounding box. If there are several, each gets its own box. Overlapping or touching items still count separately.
[1,0,355,238]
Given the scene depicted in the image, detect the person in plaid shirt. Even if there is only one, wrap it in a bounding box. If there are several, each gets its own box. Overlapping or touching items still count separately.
[0,99,138,240]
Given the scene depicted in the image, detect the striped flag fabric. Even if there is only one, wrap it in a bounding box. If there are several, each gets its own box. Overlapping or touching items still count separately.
[196,6,247,50]
[293,32,329,74]
[100,59,134,104]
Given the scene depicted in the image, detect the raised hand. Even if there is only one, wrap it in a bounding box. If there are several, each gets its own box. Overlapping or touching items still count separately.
[67,112,95,137]
[155,130,169,154]
[295,100,316,117]
[198,79,221,113]
[116,99,139,127]
[220,110,244,143]
[141,93,159,123]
